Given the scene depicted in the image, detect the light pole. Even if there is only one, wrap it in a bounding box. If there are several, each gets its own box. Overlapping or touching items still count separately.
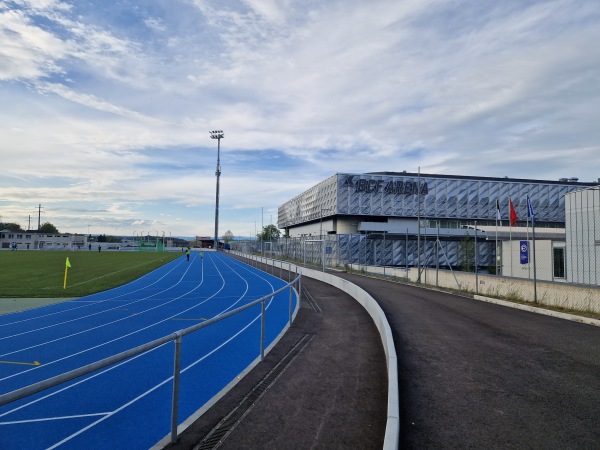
[320,207,332,268]
[319,207,332,239]
[210,130,224,251]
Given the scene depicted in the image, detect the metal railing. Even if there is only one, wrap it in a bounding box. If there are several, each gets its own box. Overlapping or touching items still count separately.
[231,229,600,314]
[0,273,301,445]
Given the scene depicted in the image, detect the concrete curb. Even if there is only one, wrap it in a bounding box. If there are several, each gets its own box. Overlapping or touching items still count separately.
[302,267,400,450]
[474,295,600,327]
[236,253,399,450]
[344,271,600,329]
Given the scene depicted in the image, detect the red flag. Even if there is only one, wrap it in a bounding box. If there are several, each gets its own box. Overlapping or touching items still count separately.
[509,198,518,226]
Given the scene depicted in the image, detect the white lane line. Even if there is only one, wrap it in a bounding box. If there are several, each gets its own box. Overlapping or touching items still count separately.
[2,253,286,448]
[66,257,173,288]
[0,412,110,425]
[0,253,202,353]
[0,344,164,419]
[47,265,275,448]
[0,257,188,329]
[0,256,214,382]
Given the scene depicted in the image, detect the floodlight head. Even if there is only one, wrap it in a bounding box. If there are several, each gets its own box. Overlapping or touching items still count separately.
[209,130,224,139]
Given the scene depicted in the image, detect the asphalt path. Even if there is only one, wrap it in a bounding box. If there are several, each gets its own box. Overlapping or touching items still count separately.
[168,266,388,450]
[334,272,600,449]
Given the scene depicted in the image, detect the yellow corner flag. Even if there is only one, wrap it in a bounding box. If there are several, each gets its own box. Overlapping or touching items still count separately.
[64,257,71,289]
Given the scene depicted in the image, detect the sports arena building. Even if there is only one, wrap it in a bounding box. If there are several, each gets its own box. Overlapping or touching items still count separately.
[278,172,597,272]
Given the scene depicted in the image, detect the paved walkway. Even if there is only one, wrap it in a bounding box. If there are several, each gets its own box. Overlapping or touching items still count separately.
[166,271,388,450]
[7,261,599,449]
[169,263,600,450]
[334,271,600,449]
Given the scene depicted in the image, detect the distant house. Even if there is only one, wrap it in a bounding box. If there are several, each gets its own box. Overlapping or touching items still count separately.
[195,238,222,249]
[0,230,87,250]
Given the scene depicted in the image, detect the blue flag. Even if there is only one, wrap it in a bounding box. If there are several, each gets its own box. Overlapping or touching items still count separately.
[520,241,529,264]
[526,195,535,223]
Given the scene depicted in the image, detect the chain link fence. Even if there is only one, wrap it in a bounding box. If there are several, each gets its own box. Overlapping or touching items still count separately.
[230,228,600,316]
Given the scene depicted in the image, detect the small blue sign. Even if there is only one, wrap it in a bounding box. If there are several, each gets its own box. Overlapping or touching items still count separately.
[520,241,529,264]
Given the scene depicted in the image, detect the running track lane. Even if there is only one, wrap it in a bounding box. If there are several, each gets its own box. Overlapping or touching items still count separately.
[0,252,299,449]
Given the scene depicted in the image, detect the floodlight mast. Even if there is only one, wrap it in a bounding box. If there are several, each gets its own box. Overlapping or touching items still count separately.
[210,130,224,251]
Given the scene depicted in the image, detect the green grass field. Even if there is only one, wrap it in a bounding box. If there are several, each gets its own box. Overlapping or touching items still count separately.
[0,250,181,299]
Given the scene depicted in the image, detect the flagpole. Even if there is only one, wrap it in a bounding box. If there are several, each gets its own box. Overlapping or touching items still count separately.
[527,195,538,304]
[417,166,421,283]
[509,224,513,276]
[532,218,537,303]
[495,197,500,275]
[509,196,513,276]
[495,217,498,275]
[63,258,70,289]
[526,215,531,279]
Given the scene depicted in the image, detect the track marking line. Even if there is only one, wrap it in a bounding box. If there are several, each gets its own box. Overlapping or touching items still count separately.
[0,255,218,382]
[0,256,188,329]
[0,412,109,425]
[0,360,41,366]
[171,318,207,321]
[0,253,292,448]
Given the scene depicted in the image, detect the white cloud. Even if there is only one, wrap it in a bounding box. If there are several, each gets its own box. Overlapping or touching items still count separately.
[0,0,598,236]
[0,8,70,80]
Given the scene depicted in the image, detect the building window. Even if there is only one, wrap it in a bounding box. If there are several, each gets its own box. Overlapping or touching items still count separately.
[553,247,565,279]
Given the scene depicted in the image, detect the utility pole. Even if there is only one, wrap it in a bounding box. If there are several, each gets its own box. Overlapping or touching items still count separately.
[210,130,224,251]
[37,204,43,230]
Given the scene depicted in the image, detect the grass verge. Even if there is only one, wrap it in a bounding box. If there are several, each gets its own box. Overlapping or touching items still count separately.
[0,250,181,298]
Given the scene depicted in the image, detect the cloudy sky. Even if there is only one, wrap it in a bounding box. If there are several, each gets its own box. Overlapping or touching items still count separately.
[1,0,598,239]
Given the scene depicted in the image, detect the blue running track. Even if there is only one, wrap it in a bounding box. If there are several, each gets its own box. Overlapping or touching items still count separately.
[0,252,298,449]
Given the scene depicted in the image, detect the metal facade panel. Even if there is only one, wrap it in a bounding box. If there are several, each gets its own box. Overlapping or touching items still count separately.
[565,187,600,285]
[278,173,593,228]
[434,178,447,218]
[278,174,337,228]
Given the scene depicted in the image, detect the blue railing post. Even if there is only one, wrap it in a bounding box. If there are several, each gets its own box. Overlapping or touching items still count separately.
[260,300,266,360]
[289,286,293,325]
[171,335,182,443]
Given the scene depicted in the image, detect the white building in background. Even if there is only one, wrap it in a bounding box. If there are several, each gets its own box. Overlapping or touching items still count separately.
[565,186,600,286]
[475,226,567,282]
[0,230,87,250]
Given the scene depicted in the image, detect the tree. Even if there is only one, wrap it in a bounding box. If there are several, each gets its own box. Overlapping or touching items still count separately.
[222,230,234,243]
[39,222,59,234]
[257,224,280,242]
[458,235,475,272]
[0,222,23,231]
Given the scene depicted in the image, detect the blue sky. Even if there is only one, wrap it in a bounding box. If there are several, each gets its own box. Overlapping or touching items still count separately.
[1,0,598,239]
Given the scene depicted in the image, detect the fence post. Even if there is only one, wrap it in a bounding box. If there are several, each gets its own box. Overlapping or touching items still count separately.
[170,335,182,443]
[289,286,293,325]
[260,299,266,361]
